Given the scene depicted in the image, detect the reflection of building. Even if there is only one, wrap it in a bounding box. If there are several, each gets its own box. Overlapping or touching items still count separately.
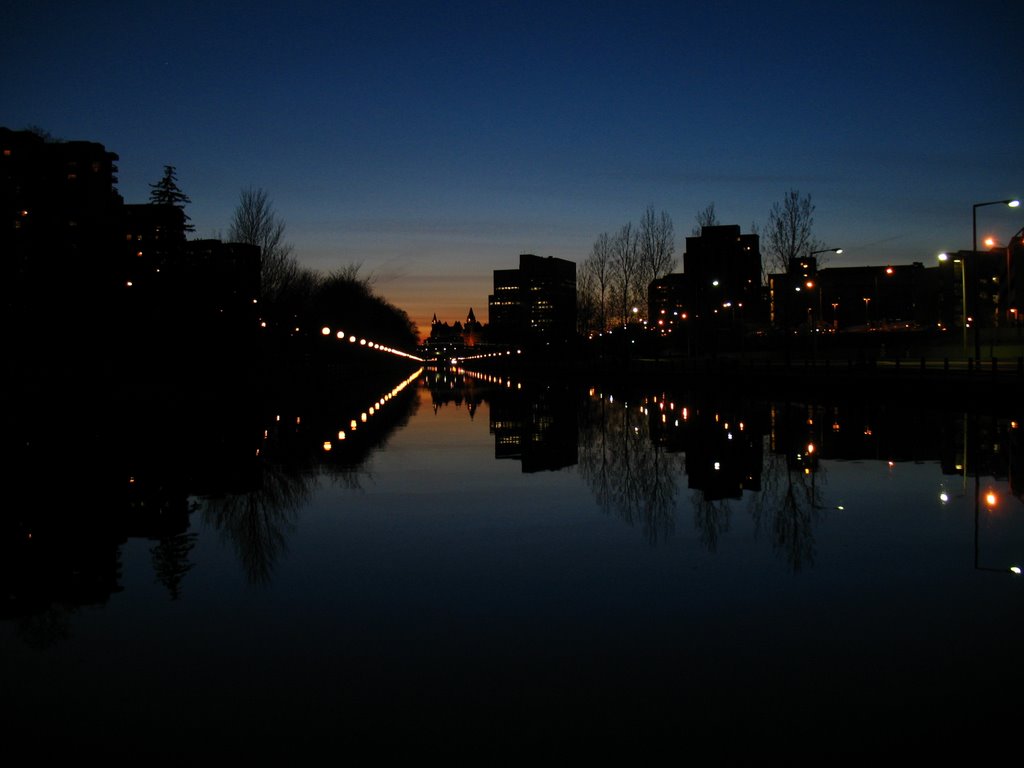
[488,254,576,344]
[645,396,765,500]
[685,409,762,500]
[489,384,578,472]
[423,368,484,417]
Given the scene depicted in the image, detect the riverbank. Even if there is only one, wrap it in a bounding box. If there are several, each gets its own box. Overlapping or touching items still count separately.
[466,344,1024,407]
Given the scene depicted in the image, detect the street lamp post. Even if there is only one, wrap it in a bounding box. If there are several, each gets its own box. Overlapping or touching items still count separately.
[939,253,968,355]
[807,248,842,336]
[971,199,1020,363]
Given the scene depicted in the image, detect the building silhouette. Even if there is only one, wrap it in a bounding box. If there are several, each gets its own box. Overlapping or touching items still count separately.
[2,126,261,385]
[647,218,1016,356]
[2,128,124,341]
[648,225,763,352]
[1007,227,1024,327]
[488,254,576,345]
[423,308,487,357]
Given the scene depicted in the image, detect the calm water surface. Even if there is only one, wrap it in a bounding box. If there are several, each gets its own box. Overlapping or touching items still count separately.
[4,367,1022,758]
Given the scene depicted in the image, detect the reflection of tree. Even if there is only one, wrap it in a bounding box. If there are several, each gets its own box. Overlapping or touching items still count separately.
[199,371,420,583]
[150,531,198,600]
[749,449,825,572]
[200,464,311,586]
[578,388,831,564]
[577,394,683,544]
[692,493,731,552]
[322,465,367,491]
[578,397,614,511]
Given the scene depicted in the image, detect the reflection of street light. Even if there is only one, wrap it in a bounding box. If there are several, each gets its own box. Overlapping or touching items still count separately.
[974,476,1022,575]
[972,199,1020,362]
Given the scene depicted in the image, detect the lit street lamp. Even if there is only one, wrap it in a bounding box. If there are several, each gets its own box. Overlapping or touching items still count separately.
[971,199,1020,362]
[808,248,842,334]
[810,247,843,260]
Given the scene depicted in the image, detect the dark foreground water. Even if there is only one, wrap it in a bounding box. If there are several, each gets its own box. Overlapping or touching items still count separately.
[4,366,1022,759]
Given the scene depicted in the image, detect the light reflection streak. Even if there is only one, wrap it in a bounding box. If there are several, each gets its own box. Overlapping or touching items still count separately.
[319,368,424,451]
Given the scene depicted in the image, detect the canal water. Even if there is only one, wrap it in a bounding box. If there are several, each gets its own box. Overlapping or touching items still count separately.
[3,366,1022,758]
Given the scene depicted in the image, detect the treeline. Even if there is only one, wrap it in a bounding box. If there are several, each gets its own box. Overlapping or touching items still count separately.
[576,204,677,335]
[259,262,419,352]
[575,192,825,337]
[172,179,420,351]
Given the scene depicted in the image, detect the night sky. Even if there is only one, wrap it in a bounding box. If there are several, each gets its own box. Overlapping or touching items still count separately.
[4,0,1022,337]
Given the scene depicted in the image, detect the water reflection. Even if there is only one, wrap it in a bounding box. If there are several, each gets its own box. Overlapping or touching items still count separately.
[5,369,1022,754]
[196,367,424,584]
[200,466,305,586]
[3,367,425,622]
[4,369,1020,631]
[150,530,198,600]
[578,390,683,543]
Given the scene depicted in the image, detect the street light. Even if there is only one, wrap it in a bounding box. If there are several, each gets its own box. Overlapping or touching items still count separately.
[810,247,843,259]
[808,248,842,335]
[972,199,1020,362]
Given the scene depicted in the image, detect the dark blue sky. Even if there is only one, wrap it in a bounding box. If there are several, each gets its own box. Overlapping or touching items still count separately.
[4,0,1022,334]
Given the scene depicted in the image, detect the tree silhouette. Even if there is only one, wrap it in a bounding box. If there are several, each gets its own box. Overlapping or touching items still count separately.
[579,232,613,334]
[637,205,676,293]
[762,189,822,277]
[611,222,640,326]
[150,532,198,600]
[692,201,719,235]
[229,187,297,305]
[149,165,194,231]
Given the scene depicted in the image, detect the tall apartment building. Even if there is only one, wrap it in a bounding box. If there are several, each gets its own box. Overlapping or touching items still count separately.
[488,253,576,344]
[649,225,764,334]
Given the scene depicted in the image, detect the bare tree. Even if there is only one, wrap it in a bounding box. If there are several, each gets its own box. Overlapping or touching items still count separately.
[692,202,719,235]
[580,232,614,333]
[763,189,822,276]
[611,222,640,326]
[577,261,597,335]
[637,205,676,292]
[228,187,297,303]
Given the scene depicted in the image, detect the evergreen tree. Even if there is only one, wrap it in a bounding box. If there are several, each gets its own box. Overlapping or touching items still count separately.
[149,165,194,231]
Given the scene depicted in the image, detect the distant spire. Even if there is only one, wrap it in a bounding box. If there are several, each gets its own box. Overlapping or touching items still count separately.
[432,313,438,324]
[467,307,476,323]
